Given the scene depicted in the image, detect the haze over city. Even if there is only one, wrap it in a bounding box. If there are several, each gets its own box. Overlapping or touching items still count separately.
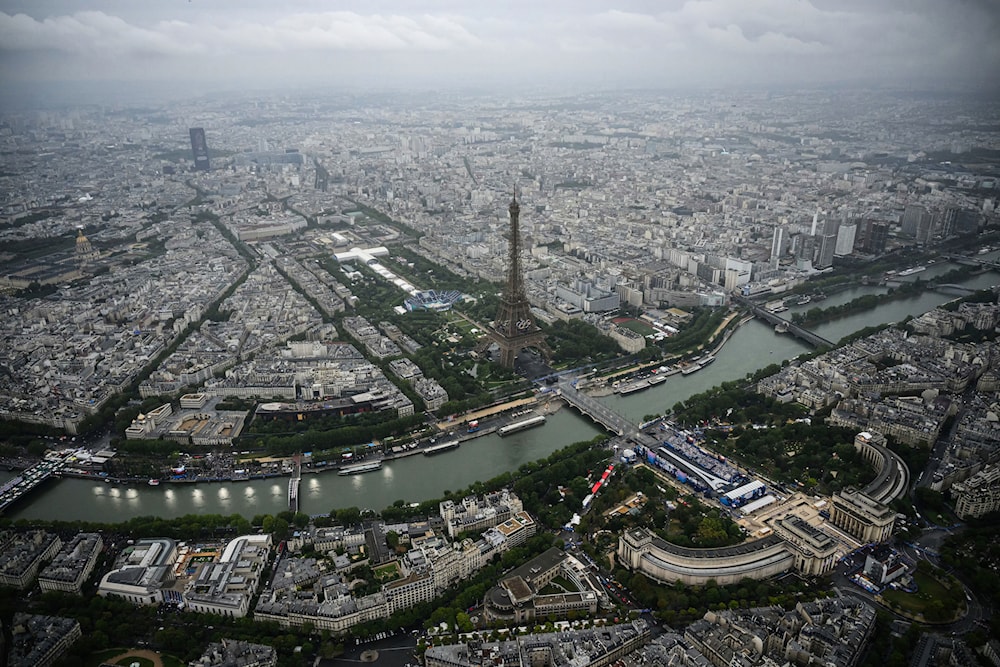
[2,0,1000,103]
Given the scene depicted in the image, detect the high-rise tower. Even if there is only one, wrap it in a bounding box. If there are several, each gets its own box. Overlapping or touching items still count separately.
[815,217,840,269]
[482,191,551,368]
[189,127,210,171]
[769,226,787,269]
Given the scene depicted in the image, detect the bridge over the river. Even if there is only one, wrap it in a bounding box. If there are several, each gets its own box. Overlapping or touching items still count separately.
[557,379,636,437]
[733,295,834,349]
[288,456,301,513]
[943,254,1000,271]
[0,457,67,514]
[932,283,977,296]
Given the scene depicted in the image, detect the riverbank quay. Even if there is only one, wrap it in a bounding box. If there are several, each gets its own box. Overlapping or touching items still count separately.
[56,468,292,484]
[433,395,539,432]
[585,311,753,397]
[37,395,560,490]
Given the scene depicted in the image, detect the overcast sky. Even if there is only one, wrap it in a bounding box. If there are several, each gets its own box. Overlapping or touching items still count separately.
[2,0,999,96]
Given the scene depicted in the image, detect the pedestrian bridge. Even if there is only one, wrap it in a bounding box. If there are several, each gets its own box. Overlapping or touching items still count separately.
[288,456,301,513]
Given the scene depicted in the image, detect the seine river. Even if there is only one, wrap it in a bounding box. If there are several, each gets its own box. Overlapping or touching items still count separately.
[5,260,998,522]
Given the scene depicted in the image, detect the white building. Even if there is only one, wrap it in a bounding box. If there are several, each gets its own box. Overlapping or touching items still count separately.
[835,222,857,256]
[184,534,272,618]
[98,538,178,605]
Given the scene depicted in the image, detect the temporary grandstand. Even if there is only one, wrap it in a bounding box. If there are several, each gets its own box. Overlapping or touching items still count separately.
[404,289,466,312]
[335,246,419,296]
[334,246,468,312]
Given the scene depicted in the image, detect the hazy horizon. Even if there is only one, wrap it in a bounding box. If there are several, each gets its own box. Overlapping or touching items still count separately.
[2,0,999,107]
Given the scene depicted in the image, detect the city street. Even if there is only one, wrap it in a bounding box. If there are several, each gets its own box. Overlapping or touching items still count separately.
[321,633,418,667]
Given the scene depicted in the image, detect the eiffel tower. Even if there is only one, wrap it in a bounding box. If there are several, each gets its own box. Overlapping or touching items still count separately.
[481,190,552,368]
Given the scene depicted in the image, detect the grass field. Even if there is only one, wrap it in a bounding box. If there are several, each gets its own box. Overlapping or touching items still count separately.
[612,317,656,336]
[882,568,963,621]
[374,561,401,582]
[445,312,478,333]
[550,575,581,592]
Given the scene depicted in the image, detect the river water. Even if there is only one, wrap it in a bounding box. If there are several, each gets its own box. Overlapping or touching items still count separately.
[6,260,998,522]
[7,409,602,522]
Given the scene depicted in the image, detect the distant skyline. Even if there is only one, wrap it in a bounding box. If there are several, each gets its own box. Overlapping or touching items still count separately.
[2,0,999,100]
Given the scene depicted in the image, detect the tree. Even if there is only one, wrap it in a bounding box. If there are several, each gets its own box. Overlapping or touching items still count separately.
[386,530,400,550]
[456,611,474,633]
[915,487,947,512]
[332,507,362,526]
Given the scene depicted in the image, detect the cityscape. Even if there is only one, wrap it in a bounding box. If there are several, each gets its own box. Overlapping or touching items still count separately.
[2,2,1000,667]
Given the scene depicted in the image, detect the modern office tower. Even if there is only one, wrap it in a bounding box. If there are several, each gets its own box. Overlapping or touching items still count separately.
[937,206,979,237]
[834,221,857,256]
[796,234,815,262]
[939,207,959,238]
[479,191,551,368]
[788,233,801,258]
[189,127,210,171]
[915,209,935,245]
[858,220,889,255]
[314,162,330,191]
[815,218,840,268]
[900,204,927,237]
[770,226,787,269]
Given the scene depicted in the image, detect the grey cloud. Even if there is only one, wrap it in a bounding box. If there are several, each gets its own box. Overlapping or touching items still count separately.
[0,11,199,56]
[0,1,997,91]
[0,10,482,55]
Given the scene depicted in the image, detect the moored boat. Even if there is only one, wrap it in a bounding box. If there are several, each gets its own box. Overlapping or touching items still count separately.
[423,440,460,455]
[338,460,383,476]
[497,415,546,436]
